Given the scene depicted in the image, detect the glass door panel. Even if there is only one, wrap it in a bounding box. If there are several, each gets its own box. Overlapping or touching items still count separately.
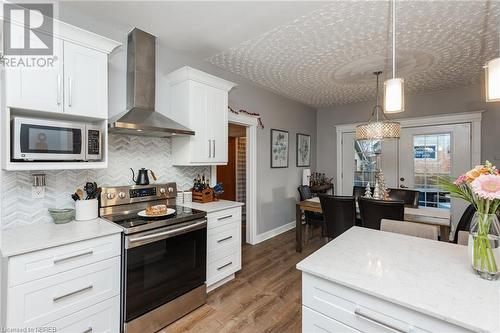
[413,133,451,209]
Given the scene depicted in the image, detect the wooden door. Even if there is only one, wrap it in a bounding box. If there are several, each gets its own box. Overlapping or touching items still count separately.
[217,137,236,200]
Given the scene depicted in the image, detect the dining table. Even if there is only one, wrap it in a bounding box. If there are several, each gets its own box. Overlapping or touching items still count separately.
[295,197,451,252]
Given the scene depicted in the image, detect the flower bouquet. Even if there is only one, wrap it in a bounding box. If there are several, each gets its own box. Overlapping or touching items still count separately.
[442,161,500,280]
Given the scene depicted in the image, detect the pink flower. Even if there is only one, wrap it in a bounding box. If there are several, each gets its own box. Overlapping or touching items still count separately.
[471,174,500,200]
[454,175,468,185]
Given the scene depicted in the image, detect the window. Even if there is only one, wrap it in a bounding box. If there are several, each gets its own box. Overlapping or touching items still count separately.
[413,134,451,209]
[354,139,381,187]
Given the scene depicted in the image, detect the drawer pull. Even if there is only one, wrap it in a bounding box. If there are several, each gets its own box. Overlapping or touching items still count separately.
[218,215,233,221]
[217,262,233,271]
[53,250,94,264]
[354,307,410,333]
[217,236,233,243]
[53,285,93,302]
[82,328,93,333]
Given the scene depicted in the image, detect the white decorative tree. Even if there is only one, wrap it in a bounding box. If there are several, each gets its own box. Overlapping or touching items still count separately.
[364,182,372,198]
[378,170,389,200]
[373,178,381,199]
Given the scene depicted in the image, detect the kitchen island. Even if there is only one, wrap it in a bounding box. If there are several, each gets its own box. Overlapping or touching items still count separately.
[297,227,499,333]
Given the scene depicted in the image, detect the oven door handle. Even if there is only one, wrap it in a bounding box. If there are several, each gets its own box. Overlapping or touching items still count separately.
[128,220,207,246]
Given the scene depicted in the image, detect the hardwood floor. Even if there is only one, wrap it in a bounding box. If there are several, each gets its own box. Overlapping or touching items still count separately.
[160,229,325,333]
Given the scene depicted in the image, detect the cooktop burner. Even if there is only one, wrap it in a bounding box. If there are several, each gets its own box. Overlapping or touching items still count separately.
[103,205,206,234]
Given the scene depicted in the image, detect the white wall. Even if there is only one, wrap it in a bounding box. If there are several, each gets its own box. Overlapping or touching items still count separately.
[59,9,317,236]
[317,84,500,182]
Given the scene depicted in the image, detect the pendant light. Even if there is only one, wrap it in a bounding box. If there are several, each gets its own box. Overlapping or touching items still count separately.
[356,71,401,140]
[384,0,405,113]
[485,56,500,102]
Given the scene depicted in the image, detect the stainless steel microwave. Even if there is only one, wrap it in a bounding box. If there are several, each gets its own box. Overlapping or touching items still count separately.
[11,117,102,161]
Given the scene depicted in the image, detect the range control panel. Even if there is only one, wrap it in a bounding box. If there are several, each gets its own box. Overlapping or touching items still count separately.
[130,187,157,198]
[100,183,177,207]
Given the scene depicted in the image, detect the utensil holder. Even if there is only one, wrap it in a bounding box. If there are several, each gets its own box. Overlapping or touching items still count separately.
[75,199,98,221]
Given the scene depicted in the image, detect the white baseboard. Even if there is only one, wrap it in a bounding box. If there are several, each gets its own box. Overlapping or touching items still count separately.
[207,274,235,292]
[254,221,295,244]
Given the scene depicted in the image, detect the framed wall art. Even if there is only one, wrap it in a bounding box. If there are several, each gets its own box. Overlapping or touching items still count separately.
[270,129,289,168]
[296,133,311,167]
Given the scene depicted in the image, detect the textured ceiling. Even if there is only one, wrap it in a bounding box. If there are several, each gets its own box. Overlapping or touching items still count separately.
[208,1,500,108]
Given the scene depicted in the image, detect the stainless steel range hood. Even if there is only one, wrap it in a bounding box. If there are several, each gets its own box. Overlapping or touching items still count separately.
[109,28,194,137]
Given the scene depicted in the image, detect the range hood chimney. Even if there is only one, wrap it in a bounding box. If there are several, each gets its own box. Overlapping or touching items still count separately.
[108,28,195,137]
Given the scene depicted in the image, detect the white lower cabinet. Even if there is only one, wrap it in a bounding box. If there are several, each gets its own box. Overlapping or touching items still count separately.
[302,273,474,333]
[206,206,242,290]
[1,234,121,332]
[50,296,120,333]
[303,306,360,333]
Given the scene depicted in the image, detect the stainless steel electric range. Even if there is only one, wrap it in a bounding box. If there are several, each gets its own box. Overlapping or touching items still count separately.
[99,183,207,333]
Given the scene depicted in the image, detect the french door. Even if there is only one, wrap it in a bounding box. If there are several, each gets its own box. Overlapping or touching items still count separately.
[340,123,472,227]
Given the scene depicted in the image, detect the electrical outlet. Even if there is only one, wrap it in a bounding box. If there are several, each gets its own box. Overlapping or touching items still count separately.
[32,186,45,199]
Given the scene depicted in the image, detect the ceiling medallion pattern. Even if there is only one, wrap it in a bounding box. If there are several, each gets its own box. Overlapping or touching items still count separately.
[208,1,500,108]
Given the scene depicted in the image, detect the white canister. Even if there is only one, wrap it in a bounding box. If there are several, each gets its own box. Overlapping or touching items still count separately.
[183,191,192,204]
[75,199,98,221]
[176,191,184,205]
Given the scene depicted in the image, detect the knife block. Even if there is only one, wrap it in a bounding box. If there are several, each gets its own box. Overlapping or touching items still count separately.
[192,188,214,203]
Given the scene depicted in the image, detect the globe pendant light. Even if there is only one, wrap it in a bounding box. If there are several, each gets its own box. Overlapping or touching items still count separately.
[384,0,405,113]
[485,57,500,102]
[356,71,401,141]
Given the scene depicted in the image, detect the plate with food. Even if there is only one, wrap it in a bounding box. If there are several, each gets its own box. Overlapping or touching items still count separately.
[138,204,176,218]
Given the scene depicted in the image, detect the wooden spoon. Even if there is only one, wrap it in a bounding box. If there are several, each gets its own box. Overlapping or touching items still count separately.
[76,188,84,200]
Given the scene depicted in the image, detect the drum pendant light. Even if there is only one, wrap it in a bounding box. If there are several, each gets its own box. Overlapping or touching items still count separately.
[384,0,405,113]
[356,71,401,141]
[485,56,500,102]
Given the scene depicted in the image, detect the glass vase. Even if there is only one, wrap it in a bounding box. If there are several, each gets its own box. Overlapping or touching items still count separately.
[468,212,500,280]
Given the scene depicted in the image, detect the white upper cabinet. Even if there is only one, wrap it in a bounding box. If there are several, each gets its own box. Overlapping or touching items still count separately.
[4,20,120,119]
[63,41,108,118]
[5,36,64,114]
[166,66,236,166]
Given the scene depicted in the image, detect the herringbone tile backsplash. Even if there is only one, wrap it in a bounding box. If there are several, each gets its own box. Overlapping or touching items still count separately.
[1,134,210,229]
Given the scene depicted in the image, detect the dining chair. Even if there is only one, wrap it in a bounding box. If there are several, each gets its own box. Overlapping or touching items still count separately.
[319,195,356,240]
[353,186,373,226]
[457,231,469,246]
[358,197,404,230]
[297,186,325,242]
[381,219,439,240]
[388,188,420,208]
[451,204,476,243]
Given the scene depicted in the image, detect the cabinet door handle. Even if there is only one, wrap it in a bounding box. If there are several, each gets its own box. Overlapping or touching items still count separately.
[212,140,215,158]
[218,215,232,221]
[208,139,212,158]
[217,262,232,271]
[53,250,93,264]
[53,285,93,302]
[217,236,233,243]
[82,328,93,333]
[68,76,73,107]
[354,307,410,333]
[57,74,62,105]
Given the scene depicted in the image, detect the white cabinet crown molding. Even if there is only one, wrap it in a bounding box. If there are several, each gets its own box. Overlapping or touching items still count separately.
[165,66,237,91]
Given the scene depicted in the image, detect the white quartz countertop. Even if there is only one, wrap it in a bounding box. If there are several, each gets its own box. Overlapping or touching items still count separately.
[297,227,500,333]
[180,200,243,213]
[1,218,122,257]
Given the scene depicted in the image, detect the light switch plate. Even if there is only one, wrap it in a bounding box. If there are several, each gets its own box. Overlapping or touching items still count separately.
[32,186,45,199]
